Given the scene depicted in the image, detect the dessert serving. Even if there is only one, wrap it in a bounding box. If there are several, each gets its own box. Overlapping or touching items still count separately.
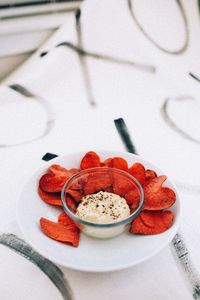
[38,151,176,247]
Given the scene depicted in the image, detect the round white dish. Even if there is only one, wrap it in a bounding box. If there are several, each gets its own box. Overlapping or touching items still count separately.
[17,150,181,272]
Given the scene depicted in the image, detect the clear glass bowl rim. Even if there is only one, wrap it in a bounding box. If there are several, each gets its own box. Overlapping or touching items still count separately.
[61,167,144,228]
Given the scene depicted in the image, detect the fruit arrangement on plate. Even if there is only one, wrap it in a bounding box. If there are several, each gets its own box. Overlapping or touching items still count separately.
[38,151,176,248]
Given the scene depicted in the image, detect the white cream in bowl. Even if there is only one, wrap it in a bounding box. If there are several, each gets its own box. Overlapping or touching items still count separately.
[76,191,131,238]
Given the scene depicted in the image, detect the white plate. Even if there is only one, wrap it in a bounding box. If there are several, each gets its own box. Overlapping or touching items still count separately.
[17,150,181,272]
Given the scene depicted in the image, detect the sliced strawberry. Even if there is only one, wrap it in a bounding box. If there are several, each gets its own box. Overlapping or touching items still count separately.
[130,210,174,235]
[39,172,70,193]
[68,173,89,191]
[144,176,176,210]
[80,151,101,170]
[109,157,128,171]
[145,169,157,182]
[58,212,79,232]
[48,164,71,176]
[128,163,145,185]
[113,173,133,197]
[103,158,113,167]
[66,189,84,202]
[65,195,77,213]
[84,172,112,195]
[125,188,141,210]
[38,186,62,206]
[40,217,80,247]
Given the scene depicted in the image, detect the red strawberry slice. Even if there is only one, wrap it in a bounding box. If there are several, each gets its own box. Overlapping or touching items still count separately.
[130,210,174,235]
[38,186,62,206]
[80,151,101,170]
[40,217,80,247]
[143,176,176,210]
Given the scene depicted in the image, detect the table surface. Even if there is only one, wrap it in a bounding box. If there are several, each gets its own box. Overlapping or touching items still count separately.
[0,0,200,299]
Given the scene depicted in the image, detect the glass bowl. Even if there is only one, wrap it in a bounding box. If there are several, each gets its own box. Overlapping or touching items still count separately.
[61,167,144,238]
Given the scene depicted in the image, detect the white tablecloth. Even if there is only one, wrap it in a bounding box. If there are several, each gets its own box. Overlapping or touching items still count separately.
[0,0,200,299]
